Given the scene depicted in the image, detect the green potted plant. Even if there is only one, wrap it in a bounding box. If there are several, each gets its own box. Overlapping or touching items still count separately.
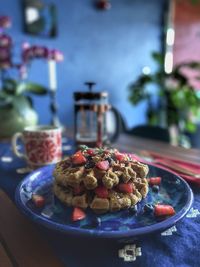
[128,52,200,146]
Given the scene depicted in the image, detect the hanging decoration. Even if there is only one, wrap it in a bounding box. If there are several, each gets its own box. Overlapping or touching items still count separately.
[96,0,111,10]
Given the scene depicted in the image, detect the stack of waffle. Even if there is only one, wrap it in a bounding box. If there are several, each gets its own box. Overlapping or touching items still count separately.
[53,148,149,214]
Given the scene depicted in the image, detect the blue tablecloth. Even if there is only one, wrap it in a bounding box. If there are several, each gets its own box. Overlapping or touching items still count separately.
[0,140,200,267]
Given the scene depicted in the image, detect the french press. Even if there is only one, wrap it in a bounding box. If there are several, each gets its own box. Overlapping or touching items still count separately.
[74,82,110,147]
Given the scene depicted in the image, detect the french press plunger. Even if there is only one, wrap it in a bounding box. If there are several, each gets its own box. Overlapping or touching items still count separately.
[74,82,110,147]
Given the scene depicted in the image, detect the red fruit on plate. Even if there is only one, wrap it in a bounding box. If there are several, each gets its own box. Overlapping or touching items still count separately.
[32,194,45,208]
[154,204,175,217]
[149,177,161,186]
[96,160,109,171]
[73,185,85,195]
[95,186,109,198]
[115,153,125,162]
[118,183,133,194]
[71,207,86,221]
[87,149,95,156]
[72,152,86,165]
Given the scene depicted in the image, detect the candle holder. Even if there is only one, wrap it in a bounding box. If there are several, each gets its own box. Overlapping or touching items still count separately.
[74,82,110,147]
[48,59,62,128]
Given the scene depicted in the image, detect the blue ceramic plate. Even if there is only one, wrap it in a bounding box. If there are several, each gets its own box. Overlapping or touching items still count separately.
[15,164,193,239]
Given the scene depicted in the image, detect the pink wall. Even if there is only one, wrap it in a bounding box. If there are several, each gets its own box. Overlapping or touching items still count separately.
[173,0,200,89]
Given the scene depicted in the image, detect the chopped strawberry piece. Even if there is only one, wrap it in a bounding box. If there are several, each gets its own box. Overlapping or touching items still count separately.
[87,149,95,156]
[95,186,109,198]
[96,160,109,171]
[32,194,45,208]
[73,185,85,195]
[149,177,161,186]
[72,152,86,165]
[118,183,133,194]
[154,204,175,217]
[115,153,125,161]
[71,207,86,221]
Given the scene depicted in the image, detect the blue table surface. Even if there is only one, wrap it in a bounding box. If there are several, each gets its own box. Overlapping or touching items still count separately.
[0,140,200,267]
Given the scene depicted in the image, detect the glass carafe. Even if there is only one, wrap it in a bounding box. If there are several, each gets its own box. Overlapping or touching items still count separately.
[74,82,110,147]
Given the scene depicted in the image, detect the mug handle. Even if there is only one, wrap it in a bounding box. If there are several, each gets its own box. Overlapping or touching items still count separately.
[108,106,125,143]
[11,132,27,160]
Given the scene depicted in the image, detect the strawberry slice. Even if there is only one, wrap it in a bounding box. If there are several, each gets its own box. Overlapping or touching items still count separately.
[115,153,125,162]
[73,185,85,195]
[149,177,161,186]
[96,160,109,171]
[72,152,86,165]
[118,183,133,194]
[87,149,95,156]
[154,204,175,217]
[95,186,109,198]
[72,207,86,221]
[32,194,45,208]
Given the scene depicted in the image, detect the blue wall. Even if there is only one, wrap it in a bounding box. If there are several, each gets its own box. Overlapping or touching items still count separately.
[1,0,165,129]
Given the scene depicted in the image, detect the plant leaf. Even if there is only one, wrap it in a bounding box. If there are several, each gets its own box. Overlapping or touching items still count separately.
[3,79,18,95]
[16,82,48,95]
[171,70,188,86]
[0,90,8,98]
[151,52,164,66]
[185,121,197,133]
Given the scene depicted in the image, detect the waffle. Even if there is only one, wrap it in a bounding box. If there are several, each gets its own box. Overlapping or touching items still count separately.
[53,147,149,214]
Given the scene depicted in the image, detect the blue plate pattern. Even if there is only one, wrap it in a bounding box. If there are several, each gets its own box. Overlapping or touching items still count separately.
[15,164,193,239]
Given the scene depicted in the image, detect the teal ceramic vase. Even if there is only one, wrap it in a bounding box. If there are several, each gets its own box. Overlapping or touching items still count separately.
[0,95,38,138]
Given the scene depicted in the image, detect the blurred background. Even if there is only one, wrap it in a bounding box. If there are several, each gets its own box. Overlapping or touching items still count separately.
[1,0,200,148]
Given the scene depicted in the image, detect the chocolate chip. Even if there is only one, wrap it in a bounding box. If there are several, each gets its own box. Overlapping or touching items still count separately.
[85,161,95,169]
[86,155,93,161]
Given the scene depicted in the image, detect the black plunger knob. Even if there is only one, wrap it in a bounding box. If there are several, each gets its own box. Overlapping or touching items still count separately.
[85,82,96,92]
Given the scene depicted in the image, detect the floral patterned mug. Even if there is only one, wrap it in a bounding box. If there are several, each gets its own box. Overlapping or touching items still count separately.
[12,125,62,168]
